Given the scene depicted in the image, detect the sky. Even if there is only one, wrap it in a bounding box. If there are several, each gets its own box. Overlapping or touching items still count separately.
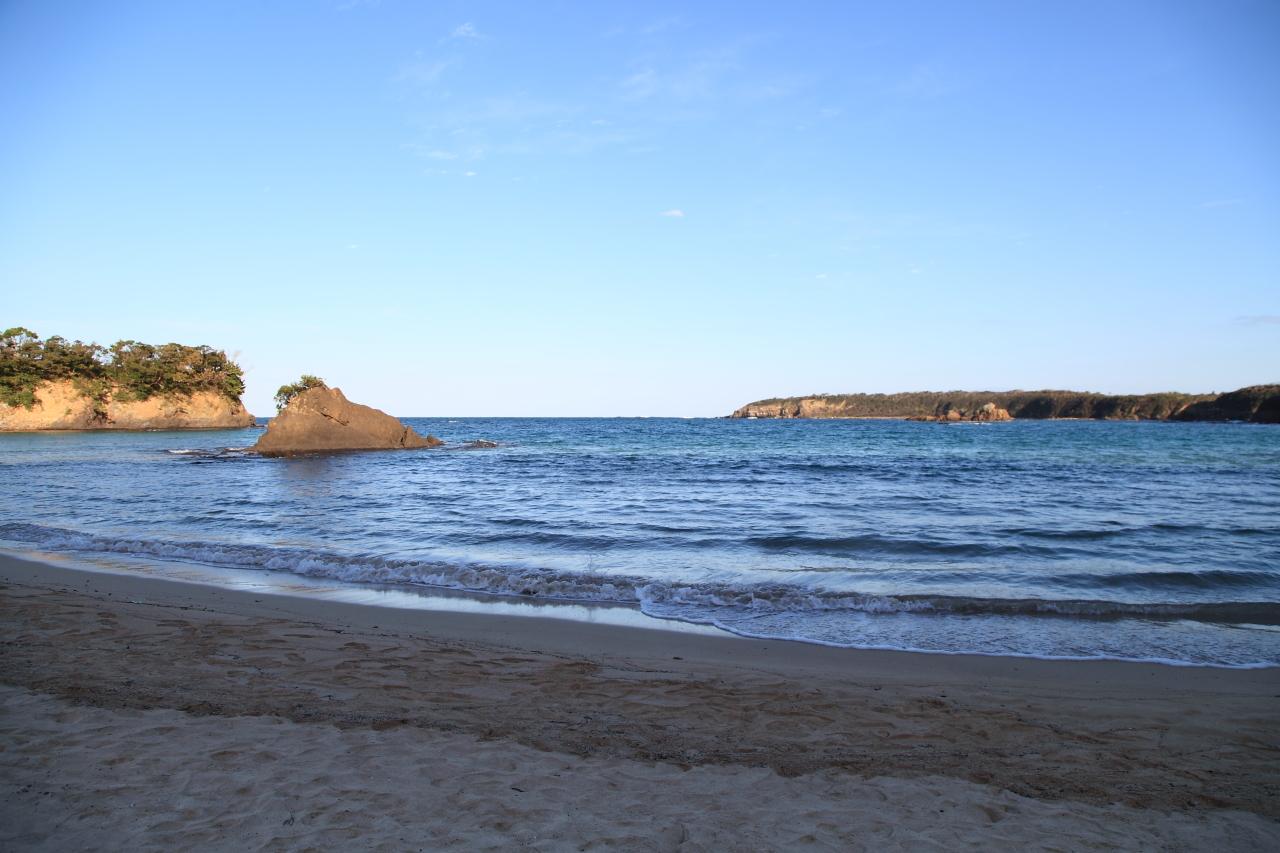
[1,0,1277,416]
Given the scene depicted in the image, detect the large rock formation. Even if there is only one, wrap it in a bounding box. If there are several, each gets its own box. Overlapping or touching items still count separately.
[0,381,255,431]
[253,386,442,456]
[731,387,1278,422]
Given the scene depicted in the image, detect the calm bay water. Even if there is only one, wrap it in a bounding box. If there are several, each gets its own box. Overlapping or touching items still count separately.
[2,418,1278,666]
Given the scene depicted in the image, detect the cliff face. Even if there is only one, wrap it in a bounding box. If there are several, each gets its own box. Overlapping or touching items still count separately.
[253,387,442,456]
[1172,385,1280,424]
[731,387,1278,423]
[0,381,255,431]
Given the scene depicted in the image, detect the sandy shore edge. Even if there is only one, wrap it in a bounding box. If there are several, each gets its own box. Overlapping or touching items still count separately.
[3,552,1278,850]
[2,551,1274,688]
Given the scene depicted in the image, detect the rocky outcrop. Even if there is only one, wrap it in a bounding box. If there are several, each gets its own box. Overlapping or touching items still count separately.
[0,381,255,431]
[910,402,1013,423]
[252,387,442,456]
[974,403,1013,421]
[730,388,1280,422]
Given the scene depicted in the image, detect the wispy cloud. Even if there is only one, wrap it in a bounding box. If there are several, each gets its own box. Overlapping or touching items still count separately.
[622,60,729,101]
[395,57,451,87]
[893,64,961,99]
[660,209,685,218]
[1235,314,1280,326]
[395,31,791,169]
[620,44,744,102]
[622,68,660,99]
[640,16,684,36]
[402,95,639,165]
[1202,198,1244,209]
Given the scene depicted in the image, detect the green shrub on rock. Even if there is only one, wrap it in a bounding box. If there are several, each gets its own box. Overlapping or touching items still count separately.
[274,375,328,411]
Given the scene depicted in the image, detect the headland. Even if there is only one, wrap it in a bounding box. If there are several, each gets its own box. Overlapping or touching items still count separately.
[731,385,1280,422]
[0,328,253,431]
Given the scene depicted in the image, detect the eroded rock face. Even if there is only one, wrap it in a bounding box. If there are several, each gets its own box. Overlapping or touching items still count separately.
[0,381,255,431]
[973,402,1013,422]
[910,402,1013,423]
[253,387,442,456]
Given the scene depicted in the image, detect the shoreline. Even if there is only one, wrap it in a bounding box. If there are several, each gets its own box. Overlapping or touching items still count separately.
[6,548,1276,716]
[4,544,1273,670]
[3,551,1279,848]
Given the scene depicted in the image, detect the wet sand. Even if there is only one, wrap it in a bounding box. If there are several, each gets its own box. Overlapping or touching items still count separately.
[1,552,1277,850]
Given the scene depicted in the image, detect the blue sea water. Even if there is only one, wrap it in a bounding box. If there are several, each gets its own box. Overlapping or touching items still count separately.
[2,418,1278,666]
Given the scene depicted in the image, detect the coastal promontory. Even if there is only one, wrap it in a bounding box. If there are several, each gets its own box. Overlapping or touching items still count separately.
[0,328,254,431]
[730,386,1280,423]
[252,379,442,456]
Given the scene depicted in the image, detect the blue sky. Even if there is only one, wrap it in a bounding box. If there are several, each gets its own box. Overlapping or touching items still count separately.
[2,0,1277,416]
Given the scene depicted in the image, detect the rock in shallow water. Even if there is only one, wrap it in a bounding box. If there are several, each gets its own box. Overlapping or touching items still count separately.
[252,387,442,456]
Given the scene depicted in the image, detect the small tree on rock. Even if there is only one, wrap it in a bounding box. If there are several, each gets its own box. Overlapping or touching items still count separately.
[274,375,327,411]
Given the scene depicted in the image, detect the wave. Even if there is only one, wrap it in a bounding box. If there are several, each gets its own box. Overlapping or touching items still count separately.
[1050,568,1279,591]
[1002,523,1276,541]
[3,522,1277,627]
[747,533,1057,558]
[165,448,253,459]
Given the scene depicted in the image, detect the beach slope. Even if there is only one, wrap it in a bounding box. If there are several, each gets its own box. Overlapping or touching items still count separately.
[1,554,1276,850]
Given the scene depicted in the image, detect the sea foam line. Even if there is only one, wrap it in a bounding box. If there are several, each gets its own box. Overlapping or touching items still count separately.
[2,522,1276,627]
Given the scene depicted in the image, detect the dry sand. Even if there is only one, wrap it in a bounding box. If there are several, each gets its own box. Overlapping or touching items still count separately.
[1,553,1278,850]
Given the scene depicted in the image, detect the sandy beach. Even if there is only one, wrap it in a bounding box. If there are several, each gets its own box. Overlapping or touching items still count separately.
[1,552,1277,850]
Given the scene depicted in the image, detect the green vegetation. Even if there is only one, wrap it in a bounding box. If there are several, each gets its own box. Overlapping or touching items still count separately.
[274,375,327,411]
[734,390,1219,420]
[0,327,246,410]
[734,387,1280,422]
[1173,385,1280,423]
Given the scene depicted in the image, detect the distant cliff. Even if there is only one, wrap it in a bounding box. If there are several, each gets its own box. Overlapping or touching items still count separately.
[0,380,255,430]
[0,328,254,431]
[1171,385,1280,423]
[730,386,1280,423]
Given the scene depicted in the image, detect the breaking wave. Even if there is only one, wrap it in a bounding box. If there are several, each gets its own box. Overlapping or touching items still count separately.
[3,522,1276,627]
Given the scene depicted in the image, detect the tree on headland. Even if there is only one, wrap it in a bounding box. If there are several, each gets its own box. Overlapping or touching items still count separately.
[274,375,328,411]
[0,328,245,409]
[108,340,246,402]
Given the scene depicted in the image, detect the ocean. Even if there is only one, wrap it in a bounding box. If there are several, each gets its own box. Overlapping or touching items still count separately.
[2,417,1278,667]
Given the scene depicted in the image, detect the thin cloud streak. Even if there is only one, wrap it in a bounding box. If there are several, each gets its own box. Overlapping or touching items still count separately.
[450,22,481,40]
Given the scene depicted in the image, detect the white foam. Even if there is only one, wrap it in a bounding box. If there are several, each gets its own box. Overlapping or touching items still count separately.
[3,522,1277,669]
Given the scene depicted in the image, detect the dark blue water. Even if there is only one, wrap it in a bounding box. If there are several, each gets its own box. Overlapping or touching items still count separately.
[2,418,1278,666]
